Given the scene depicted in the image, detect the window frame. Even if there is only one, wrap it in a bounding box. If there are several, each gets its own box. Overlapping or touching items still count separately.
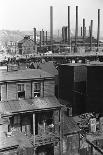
[17,83,25,99]
[33,82,41,97]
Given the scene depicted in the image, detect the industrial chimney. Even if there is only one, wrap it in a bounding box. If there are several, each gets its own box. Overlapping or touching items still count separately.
[46,31,48,44]
[50,6,53,51]
[97,9,100,52]
[68,6,70,46]
[42,29,44,45]
[33,27,36,45]
[33,27,37,53]
[83,18,85,46]
[90,20,93,51]
[75,6,78,52]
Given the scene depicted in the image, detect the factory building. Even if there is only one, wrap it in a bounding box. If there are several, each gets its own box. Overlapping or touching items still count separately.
[58,62,103,116]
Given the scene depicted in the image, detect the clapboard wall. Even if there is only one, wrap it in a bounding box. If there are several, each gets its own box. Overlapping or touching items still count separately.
[0,79,55,101]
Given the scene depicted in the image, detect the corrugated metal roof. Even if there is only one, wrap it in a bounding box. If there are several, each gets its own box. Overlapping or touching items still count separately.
[0,97,61,116]
[0,69,54,83]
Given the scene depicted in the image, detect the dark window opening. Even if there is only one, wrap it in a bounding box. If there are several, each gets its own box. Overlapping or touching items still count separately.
[18,91,25,98]
[17,84,25,99]
[34,83,41,97]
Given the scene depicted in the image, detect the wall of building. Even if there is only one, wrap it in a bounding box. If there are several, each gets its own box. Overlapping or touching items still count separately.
[22,40,34,54]
[1,79,55,101]
[44,80,55,97]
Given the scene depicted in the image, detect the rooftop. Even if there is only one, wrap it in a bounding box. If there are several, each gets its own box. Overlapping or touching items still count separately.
[0,131,33,151]
[0,68,54,83]
[63,115,80,135]
[0,97,61,116]
[61,63,85,66]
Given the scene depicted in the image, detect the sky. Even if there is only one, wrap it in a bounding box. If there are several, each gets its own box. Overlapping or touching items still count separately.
[0,0,103,36]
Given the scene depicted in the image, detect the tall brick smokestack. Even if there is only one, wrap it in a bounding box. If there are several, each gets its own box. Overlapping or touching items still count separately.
[97,9,100,51]
[90,20,93,51]
[75,6,78,52]
[68,6,70,46]
[46,31,48,44]
[42,29,44,45]
[50,6,53,51]
[33,27,36,45]
[83,18,85,46]
[75,6,78,46]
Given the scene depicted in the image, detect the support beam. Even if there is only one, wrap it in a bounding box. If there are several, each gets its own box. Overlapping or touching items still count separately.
[81,27,82,36]
[33,113,35,147]
[59,109,63,155]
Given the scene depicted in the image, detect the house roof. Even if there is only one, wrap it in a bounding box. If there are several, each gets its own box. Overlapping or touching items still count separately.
[0,69,54,83]
[18,36,34,44]
[0,97,61,116]
[63,115,80,135]
[29,61,58,76]
[39,61,58,76]
[0,131,33,151]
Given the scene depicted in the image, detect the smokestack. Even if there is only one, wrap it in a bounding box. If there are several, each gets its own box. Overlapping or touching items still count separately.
[85,27,86,37]
[97,9,100,51]
[75,6,78,50]
[81,27,82,36]
[42,29,44,45]
[50,6,53,50]
[62,27,64,42]
[83,18,85,45]
[62,26,67,43]
[33,28,36,45]
[46,31,48,44]
[90,20,93,51]
[68,6,70,46]
[40,31,42,46]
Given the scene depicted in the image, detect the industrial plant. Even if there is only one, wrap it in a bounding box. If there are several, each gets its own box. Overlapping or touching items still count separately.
[0,3,103,155]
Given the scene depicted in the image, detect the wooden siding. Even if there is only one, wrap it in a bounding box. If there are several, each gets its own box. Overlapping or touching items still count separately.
[7,83,17,100]
[1,84,7,101]
[25,82,31,99]
[44,80,55,97]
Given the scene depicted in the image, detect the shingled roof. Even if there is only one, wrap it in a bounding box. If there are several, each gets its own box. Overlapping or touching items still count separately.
[0,68,54,83]
[0,97,61,116]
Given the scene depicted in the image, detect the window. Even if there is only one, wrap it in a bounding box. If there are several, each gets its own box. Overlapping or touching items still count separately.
[14,115,21,126]
[17,83,25,98]
[34,82,41,97]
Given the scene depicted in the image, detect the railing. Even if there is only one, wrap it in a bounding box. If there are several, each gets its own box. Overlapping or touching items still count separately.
[30,132,60,147]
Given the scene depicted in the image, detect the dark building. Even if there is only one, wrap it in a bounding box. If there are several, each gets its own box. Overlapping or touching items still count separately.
[58,62,103,115]
[86,62,103,113]
[58,63,86,115]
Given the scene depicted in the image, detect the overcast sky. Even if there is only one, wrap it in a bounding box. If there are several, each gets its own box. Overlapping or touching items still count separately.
[0,0,103,36]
